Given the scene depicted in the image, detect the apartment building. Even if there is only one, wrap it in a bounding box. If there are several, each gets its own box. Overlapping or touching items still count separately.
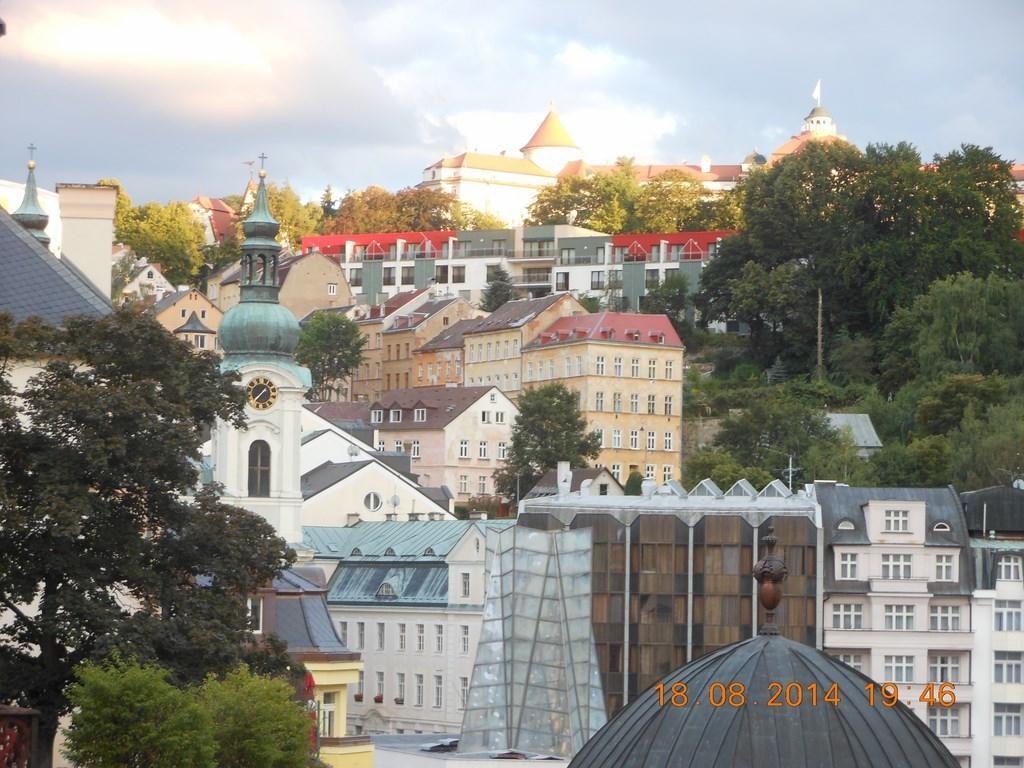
[817,483,974,767]
[522,312,684,484]
[962,486,1024,768]
[462,293,586,395]
[303,520,516,735]
[380,297,483,392]
[151,288,222,351]
[367,386,516,502]
[412,317,483,388]
[351,289,430,402]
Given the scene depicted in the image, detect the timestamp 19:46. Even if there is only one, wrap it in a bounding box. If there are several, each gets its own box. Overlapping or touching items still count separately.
[654,681,957,708]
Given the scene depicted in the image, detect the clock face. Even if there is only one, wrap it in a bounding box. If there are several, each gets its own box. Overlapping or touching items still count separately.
[246,376,279,411]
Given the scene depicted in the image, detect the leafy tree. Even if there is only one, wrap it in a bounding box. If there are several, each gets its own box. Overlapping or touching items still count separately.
[319,184,336,218]
[494,383,601,501]
[64,658,215,768]
[623,471,644,495]
[119,201,206,285]
[640,274,689,337]
[110,249,137,300]
[200,666,311,768]
[0,309,293,767]
[913,373,1007,436]
[828,331,876,385]
[96,178,138,241]
[682,447,773,490]
[578,295,602,313]
[700,185,745,230]
[295,312,367,401]
[871,435,953,487]
[329,185,400,233]
[803,428,877,485]
[452,203,506,230]
[324,185,502,234]
[949,399,1024,488]
[266,183,323,249]
[480,265,515,312]
[633,170,705,232]
[526,163,639,233]
[714,390,836,469]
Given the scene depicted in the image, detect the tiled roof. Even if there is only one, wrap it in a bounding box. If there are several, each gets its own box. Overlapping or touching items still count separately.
[173,310,214,334]
[424,152,554,177]
[464,293,572,335]
[370,385,497,430]
[521,110,578,150]
[769,131,850,164]
[358,289,427,321]
[0,207,111,324]
[525,311,683,349]
[304,519,515,560]
[417,317,485,352]
[299,305,355,324]
[568,162,746,183]
[383,298,457,333]
[328,564,450,605]
[151,290,188,313]
[304,401,371,427]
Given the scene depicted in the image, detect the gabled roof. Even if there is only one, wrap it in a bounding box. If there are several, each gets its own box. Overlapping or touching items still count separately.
[302,460,372,500]
[383,298,457,333]
[192,195,237,243]
[173,311,214,334]
[0,207,111,324]
[521,110,578,151]
[304,401,372,430]
[417,316,485,352]
[358,289,428,322]
[524,468,621,499]
[565,162,746,183]
[464,293,573,335]
[370,386,500,430]
[525,311,683,349]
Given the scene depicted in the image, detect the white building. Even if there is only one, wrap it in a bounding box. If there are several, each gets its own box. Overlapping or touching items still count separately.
[303,519,516,736]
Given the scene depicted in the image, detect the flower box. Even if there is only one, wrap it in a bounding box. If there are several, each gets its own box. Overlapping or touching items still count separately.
[354,693,363,702]
[374,694,384,704]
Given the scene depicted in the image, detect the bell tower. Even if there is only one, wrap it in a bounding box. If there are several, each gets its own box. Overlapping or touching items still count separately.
[211,158,311,544]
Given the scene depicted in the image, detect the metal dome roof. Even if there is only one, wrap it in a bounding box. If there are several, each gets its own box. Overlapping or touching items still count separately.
[805,105,833,120]
[569,633,959,768]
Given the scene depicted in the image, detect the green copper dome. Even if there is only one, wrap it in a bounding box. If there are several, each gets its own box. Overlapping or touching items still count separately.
[219,300,300,356]
[12,160,50,246]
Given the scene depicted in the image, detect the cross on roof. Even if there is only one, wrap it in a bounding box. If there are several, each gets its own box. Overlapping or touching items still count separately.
[258,152,268,169]
[27,143,37,161]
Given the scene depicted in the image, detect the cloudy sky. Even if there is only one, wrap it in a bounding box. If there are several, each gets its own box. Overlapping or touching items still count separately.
[2,0,1021,205]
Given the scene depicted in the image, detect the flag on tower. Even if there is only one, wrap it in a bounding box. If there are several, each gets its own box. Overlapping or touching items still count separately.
[812,79,821,106]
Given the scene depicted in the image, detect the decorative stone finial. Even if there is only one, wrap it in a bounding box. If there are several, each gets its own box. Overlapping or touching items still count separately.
[752,525,788,635]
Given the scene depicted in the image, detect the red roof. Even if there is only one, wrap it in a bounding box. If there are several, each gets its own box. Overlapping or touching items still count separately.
[610,230,736,256]
[302,231,454,257]
[358,289,428,321]
[526,311,683,349]
[192,196,237,244]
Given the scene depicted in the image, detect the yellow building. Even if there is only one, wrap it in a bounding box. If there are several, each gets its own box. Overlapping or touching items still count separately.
[462,293,586,395]
[151,288,223,352]
[522,311,684,485]
[350,289,431,402]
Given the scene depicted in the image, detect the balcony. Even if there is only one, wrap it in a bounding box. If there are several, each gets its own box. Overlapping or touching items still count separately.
[511,271,552,287]
[507,249,555,261]
[557,253,606,266]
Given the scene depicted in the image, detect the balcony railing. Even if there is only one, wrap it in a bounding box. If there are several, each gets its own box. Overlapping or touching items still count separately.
[557,253,606,266]
[511,272,552,286]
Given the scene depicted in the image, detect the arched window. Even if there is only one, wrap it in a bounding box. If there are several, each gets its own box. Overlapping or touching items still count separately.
[933,522,951,532]
[384,547,396,556]
[377,582,397,598]
[424,547,436,557]
[248,440,271,497]
[836,519,855,531]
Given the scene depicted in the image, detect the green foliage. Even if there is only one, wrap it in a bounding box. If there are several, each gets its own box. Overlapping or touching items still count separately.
[633,170,704,232]
[110,250,137,299]
[494,383,601,501]
[266,183,323,248]
[119,201,206,286]
[480,265,515,312]
[639,274,689,338]
[65,658,216,768]
[578,295,602,313]
[949,399,1024,488]
[871,436,953,487]
[623,471,644,495]
[96,178,137,240]
[828,331,876,385]
[682,448,773,490]
[0,309,293,764]
[295,312,367,401]
[714,389,836,468]
[913,373,1007,436]
[200,667,311,768]
[803,428,878,485]
[325,185,502,233]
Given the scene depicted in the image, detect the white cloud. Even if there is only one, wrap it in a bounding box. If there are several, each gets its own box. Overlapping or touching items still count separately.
[555,41,631,80]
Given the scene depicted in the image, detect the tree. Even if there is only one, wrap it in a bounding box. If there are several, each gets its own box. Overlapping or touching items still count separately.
[110,249,137,300]
[633,170,705,232]
[623,471,644,495]
[949,399,1024,488]
[96,178,138,241]
[319,185,336,218]
[913,373,1007,436]
[802,428,877,485]
[452,203,506,231]
[0,309,293,767]
[64,658,216,768]
[118,201,206,286]
[714,390,836,469]
[200,666,311,768]
[526,163,639,233]
[266,183,323,249]
[639,274,690,338]
[295,312,367,401]
[329,186,400,233]
[494,383,601,501]
[480,265,515,312]
[682,447,773,490]
[578,295,602,313]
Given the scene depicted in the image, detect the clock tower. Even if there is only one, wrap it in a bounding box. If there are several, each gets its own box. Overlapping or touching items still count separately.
[211,162,311,544]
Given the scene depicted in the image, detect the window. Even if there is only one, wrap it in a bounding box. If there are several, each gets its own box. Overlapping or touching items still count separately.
[611,464,622,482]
[648,359,657,379]
[434,624,444,652]
[389,408,402,423]
[665,359,674,379]
[612,430,622,449]
[180,308,187,318]
[839,553,858,580]
[881,554,912,580]
[364,492,382,512]
[935,554,954,581]
[613,393,622,413]
[481,410,491,424]
[398,623,406,651]
[459,475,468,494]
[884,604,914,630]
[461,625,470,655]
[662,465,673,483]
[613,357,623,376]
[647,394,656,414]
[397,673,406,702]
[459,439,469,458]
[376,671,384,697]
[929,655,960,683]
[478,441,488,459]
[595,428,604,447]
[664,395,673,416]
[377,622,386,650]
[884,655,914,682]
[995,651,1023,683]
[595,392,604,411]
[433,675,443,708]
[410,439,420,459]
[371,408,383,423]
[356,671,364,696]
[645,464,656,480]
[495,411,505,424]
[394,440,403,453]
[928,706,960,737]
[831,603,863,630]
[884,509,910,532]
[194,334,206,349]
[376,440,385,452]
[498,441,508,459]
[591,271,606,290]
[631,429,641,449]
[328,283,338,296]
[414,407,427,422]
[994,704,1022,736]
[416,624,424,651]
[596,356,606,375]
[664,432,674,451]
[246,597,262,633]
[452,266,466,283]
[631,358,640,377]
[646,431,656,450]
[478,475,487,495]
[339,621,348,646]
[356,622,365,649]
[996,600,1023,631]
[997,555,1023,581]
[461,572,470,598]
[460,677,469,709]
[630,393,640,414]
[835,653,863,672]
[247,441,271,497]
[994,758,1023,767]
[930,605,961,631]
[414,674,424,707]
[147,270,154,279]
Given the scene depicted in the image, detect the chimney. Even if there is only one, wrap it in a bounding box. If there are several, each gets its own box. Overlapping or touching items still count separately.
[56,183,117,299]
[428,511,444,521]
[346,512,361,526]
[385,512,397,522]
[408,512,421,521]
[467,510,488,520]
[557,461,571,496]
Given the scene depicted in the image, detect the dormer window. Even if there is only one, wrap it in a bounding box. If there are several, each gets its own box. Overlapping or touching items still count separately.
[384,547,396,556]
[389,409,402,423]
[351,547,363,556]
[932,522,951,533]
[424,547,436,556]
[414,408,427,422]
[883,509,910,533]
[371,409,384,424]
[377,582,397,598]
[837,520,855,531]
[998,555,1023,581]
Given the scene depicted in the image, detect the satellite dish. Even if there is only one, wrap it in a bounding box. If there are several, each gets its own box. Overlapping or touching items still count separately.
[566,209,578,225]
[1013,479,1024,490]
[347,445,360,459]
[390,495,401,509]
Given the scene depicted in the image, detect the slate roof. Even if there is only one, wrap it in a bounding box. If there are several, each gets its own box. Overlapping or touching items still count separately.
[370,386,497,430]
[417,316,485,352]
[569,633,959,768]
[826,412,883,450]
[302,460,373,499]
[269,567,356,659]
[960,485,1024,534]
[304,519,515,560]
[173,311,214,334]
[328,564,450,605]
[524,468,621,499]
[463,294,570,335]
[0,206,111,324]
